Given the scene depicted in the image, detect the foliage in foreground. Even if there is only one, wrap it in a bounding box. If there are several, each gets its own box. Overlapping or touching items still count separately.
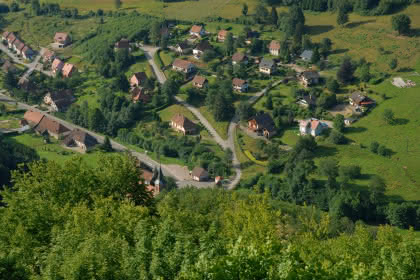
[0,155,419,279]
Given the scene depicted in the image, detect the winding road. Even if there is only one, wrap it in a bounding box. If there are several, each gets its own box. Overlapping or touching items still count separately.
[141,45,283,189]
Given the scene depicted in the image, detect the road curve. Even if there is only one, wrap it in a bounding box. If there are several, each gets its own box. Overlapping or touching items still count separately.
[141,45,243,189]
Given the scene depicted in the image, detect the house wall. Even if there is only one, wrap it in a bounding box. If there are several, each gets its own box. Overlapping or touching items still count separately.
[269,49,279,56]
[259,67,272,75]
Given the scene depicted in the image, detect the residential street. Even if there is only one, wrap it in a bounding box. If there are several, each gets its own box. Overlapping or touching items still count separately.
[141,45,284,189]
[0,92,214,188]
[0,44,53,78]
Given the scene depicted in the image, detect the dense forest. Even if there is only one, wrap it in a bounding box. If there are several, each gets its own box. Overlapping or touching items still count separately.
[0,154,419,279]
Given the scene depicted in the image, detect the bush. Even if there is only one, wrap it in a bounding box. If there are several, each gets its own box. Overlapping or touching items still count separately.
[340,165,361,180]
[370,141,379,153]
[329,130,346,145]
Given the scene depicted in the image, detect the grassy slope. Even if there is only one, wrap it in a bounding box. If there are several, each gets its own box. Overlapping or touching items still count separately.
[9,133,106,166]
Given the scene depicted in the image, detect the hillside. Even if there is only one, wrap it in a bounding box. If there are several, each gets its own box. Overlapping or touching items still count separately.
[0,155,419,279]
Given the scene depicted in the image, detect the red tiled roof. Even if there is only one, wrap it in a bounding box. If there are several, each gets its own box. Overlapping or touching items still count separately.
[171,113,196,130]
[190,25,203,33]
[173,58,193,70]
[218,30,228,38]
[23,110,44,126]
[232,52,246,62]
[36,117,70,135]
[54,32,69,43]
[232,78,246,87]
[269,40,281,50]
[192,75,207,85]
[52,58,64,71]
[62,63,75,77]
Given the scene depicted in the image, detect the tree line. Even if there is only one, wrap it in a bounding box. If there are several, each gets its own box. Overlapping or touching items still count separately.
[0,155,419,279]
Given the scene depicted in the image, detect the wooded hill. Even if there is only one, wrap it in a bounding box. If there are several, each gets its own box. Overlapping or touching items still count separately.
[0,154,419,279]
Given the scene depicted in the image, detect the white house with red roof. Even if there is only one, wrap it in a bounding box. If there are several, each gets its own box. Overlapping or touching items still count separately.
[299,118,328,137]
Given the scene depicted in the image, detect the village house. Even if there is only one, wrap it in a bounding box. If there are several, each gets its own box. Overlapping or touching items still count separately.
[21,46,34,60]
[1,31,11,42]
[259,58,276,75]
[193,40,212,58]
[245,30,259,45]
[54,32,71,48]
[217,30,228,42]
[175,41,191,55]
[62,63,76,78]
[131,87,150,103]
[191,167,209,182]
[232,52,248,65]
[299,118,328,137]
[299,71,320,87]
[22,110,44,127]
[44,89,75,112]
[192,75,208,89]
[130,72,148,88]
[140,168,154,186]
[146,166,167,196]
[170,113,196,135]
[2,61,17,73]
[51,58,64,75]
[114,38,131,52]
[7,32,17,48]
[248,113,276,138]
[349,91,375,111]
[42,49,56,63]
[62,129,98,152]
[35,116,71,139]
[189,25,205,37]
[232,78,248,92]
[300,50,314,61]
[297,94,317,108]
[12,39,25,55]
[268,40,281,56]
[172,58,195,74]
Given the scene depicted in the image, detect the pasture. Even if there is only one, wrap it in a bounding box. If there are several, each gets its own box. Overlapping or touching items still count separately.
[8,133,106,166]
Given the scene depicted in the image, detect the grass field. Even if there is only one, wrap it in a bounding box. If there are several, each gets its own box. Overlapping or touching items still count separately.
[311,75,420,201]
[3,10,99,49]
[38,0,261,20]
[8,133,106,166]
[234,129,266,181]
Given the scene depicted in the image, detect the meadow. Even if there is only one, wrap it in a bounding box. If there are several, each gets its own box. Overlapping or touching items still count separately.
[8,132,107,166]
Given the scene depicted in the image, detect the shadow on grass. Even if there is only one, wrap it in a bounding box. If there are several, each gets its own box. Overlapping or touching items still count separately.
[346,126,367,134]
[398,67,414,73]
[411,28,420,38]
[330,48,349,55]
[305,25,334,36]
[393,118,409,125]
[346,20,376,29]
[314,145,338,158]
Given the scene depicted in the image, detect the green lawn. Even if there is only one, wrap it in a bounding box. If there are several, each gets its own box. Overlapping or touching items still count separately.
[8,133,106,166]
[234,129,266,181]
[198,106,229,140]
[4,10,100,49]
[158,104,197,123]
[312,76,420,201]
[42,0,261,20]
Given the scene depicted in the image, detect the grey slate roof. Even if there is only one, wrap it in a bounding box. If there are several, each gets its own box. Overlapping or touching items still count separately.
[259,58,274,68]
[300,50,313,60]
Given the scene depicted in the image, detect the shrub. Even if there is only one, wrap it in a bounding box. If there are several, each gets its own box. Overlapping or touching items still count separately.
[329,130,346,145]
[370,141,379,153]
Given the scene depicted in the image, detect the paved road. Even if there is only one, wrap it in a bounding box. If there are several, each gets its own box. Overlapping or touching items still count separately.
[0,44,53,78]
[140,45,285,189]
[0,91,214,188]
